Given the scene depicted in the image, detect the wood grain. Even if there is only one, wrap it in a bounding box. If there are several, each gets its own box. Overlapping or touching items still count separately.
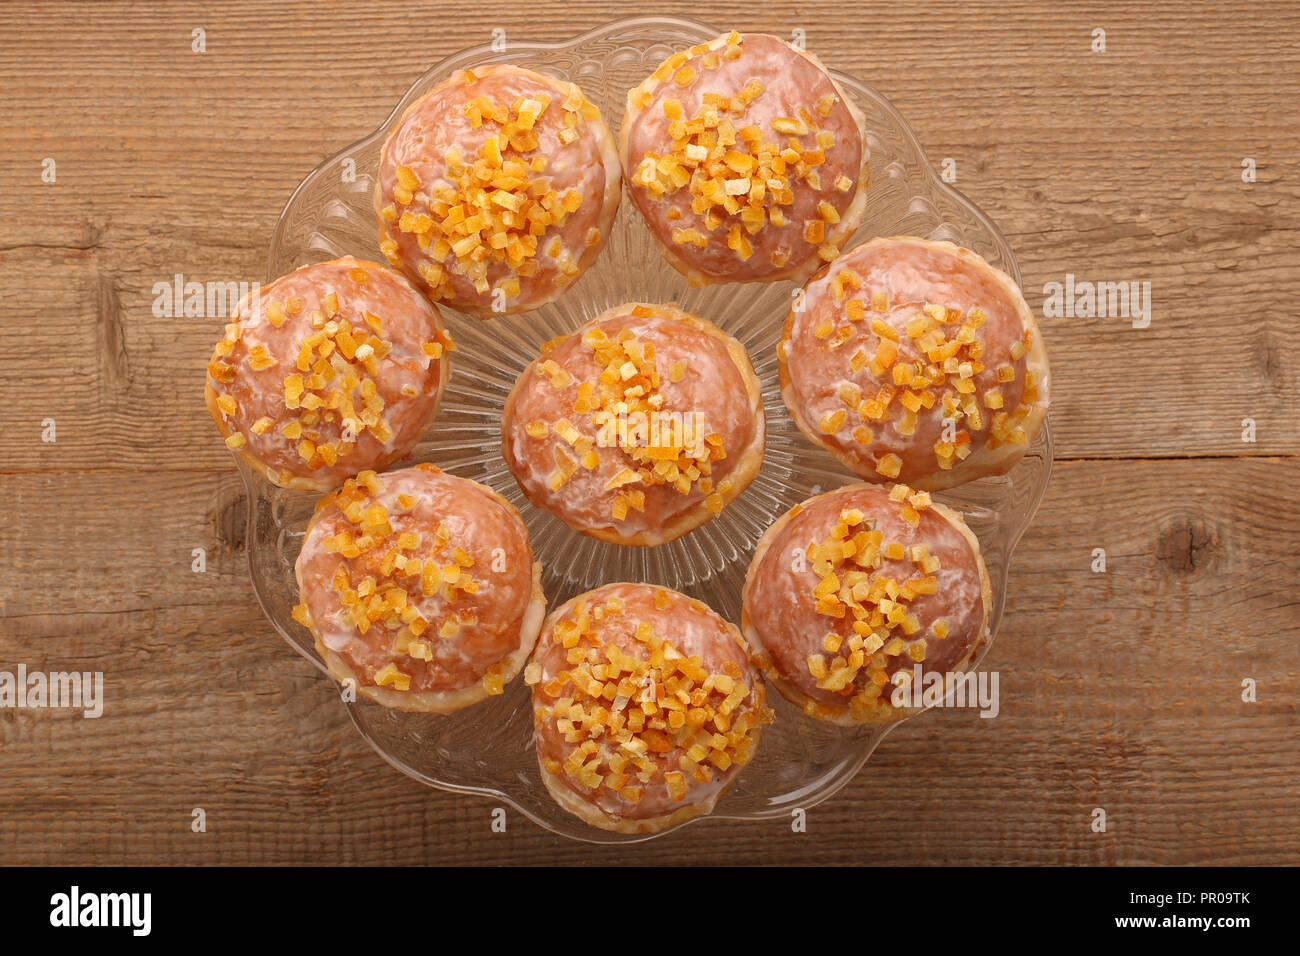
[1,0,1296,865]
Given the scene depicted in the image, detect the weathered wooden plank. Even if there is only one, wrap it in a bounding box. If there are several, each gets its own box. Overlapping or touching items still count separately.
[1,2,1298,472]
[0,457,1294,864]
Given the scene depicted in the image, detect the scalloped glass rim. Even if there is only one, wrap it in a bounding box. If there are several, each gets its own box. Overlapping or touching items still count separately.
[246,14,1053,844]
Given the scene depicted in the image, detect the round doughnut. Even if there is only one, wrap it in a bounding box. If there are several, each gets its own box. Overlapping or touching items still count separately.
[205,256,453,492]
[293,464,544,713]
[501,302,765,545]
[620,30,869,285]
[526,582,771,833]
[779,236,1051,491]
[742,481,991,724]
[374,65,621,316]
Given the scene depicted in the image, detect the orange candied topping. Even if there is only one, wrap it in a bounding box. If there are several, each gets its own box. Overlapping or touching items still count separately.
[526,591,770,799]
[822,276,1037,471]
[292,470,491,693]
[381,79,602,303]
[208,276,455,471]
[631,31,846,268]
[799,487,948,717]
[527,316,729,522]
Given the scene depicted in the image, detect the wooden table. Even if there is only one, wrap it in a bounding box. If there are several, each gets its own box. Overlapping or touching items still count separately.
[1,0,1296,866]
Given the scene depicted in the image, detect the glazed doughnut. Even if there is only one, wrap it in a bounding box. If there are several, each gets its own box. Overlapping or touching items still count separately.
[526,582,771,833]
[293,464,544,713]
[205,256,453,492]
[374,65,621,316]
[741,481,991,724]
[620,30,868,285]
[779,236,1050,491]
[501,302,765,545]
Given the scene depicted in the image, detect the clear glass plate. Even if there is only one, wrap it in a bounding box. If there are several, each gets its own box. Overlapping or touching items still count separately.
[247,14,1053,843]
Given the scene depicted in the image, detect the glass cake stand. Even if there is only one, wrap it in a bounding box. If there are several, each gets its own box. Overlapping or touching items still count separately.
[243,15,1053,843]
